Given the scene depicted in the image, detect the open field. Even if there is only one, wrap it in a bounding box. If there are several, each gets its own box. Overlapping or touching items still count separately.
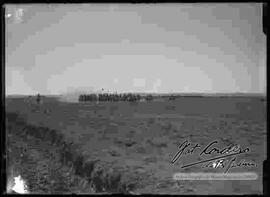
[6,95,266,194]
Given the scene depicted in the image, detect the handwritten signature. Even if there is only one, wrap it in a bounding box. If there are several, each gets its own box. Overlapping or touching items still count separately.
[171,140,257,173]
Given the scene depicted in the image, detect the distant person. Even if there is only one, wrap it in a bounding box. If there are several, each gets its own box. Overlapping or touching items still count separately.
[36,93,41,104]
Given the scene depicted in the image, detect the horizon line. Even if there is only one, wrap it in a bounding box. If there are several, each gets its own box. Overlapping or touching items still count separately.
[6,92,266,97]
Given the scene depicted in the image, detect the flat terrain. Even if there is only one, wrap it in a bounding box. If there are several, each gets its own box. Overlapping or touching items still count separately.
[6,96,266,194]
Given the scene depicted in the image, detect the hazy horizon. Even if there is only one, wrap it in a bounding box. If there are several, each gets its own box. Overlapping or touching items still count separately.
[6,91,266,97]
[6,4,266,95]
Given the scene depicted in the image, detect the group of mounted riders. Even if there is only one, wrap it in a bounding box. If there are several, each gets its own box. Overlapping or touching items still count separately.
[79,93,154,102]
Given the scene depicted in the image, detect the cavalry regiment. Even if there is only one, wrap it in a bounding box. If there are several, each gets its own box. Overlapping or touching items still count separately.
[78,93,154,102]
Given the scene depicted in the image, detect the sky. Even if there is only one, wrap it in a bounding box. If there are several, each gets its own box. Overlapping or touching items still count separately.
[5,3,266,95]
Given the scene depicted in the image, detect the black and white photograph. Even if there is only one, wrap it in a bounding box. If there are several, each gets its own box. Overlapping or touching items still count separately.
[4,3,267,194]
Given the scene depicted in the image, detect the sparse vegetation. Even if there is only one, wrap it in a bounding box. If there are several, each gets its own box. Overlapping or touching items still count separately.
[6,95,266,194]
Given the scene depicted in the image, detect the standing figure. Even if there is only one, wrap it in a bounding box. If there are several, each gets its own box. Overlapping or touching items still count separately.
[36,93,41,104]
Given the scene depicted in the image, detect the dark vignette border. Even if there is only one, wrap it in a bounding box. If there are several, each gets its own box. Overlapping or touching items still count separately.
[263,2,269,196]
[1,3,6,196]
[0,1,268,196]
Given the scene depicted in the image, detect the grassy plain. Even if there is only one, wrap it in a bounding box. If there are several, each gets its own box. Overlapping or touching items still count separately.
[6,95,266,194]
